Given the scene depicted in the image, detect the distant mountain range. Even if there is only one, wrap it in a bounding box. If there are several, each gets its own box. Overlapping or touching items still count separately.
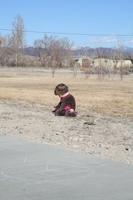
[24,46,133,58]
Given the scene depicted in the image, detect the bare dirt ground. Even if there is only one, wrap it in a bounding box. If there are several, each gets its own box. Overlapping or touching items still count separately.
[0,67,133,164]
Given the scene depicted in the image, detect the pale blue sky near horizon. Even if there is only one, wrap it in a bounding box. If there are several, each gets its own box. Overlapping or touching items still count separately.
[0,0,133,48]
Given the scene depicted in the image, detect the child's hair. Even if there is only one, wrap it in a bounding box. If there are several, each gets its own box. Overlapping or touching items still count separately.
[54,83,69,95]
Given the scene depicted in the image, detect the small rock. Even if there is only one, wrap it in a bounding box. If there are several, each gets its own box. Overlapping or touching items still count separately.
[125,147,129,151]
[84,121,95,125]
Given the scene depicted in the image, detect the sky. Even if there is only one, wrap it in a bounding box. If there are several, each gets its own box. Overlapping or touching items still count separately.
[0,0,133,48]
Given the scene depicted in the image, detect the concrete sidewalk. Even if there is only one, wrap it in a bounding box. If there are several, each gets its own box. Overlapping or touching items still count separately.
[0,136,133,200]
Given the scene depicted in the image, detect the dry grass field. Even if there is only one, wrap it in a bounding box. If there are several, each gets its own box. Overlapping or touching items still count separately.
[0,67,133,118]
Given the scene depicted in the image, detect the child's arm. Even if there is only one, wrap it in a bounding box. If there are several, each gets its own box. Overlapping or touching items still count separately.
[52,102,61,112]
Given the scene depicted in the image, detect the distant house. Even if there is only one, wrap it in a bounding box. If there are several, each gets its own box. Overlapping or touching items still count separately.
[74,56,92,70]
[91,58,133,72]
[93,58,113,67]
[73,57,133,73]
[115,60,132,69]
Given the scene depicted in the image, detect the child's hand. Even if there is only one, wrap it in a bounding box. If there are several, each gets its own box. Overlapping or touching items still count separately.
[69,109,74,113]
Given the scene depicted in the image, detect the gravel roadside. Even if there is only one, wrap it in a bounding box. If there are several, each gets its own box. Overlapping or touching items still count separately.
[0,101,133,165]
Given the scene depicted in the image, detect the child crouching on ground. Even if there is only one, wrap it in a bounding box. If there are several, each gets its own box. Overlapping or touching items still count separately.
[52,83,77,117]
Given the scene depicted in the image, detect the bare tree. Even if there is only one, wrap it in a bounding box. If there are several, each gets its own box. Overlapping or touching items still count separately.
[9,15,25,66]
[0,34,13,66]
[115,39,125,80]
[34,35,73,76]
[0,35,6,65]
[34,35,54,67]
